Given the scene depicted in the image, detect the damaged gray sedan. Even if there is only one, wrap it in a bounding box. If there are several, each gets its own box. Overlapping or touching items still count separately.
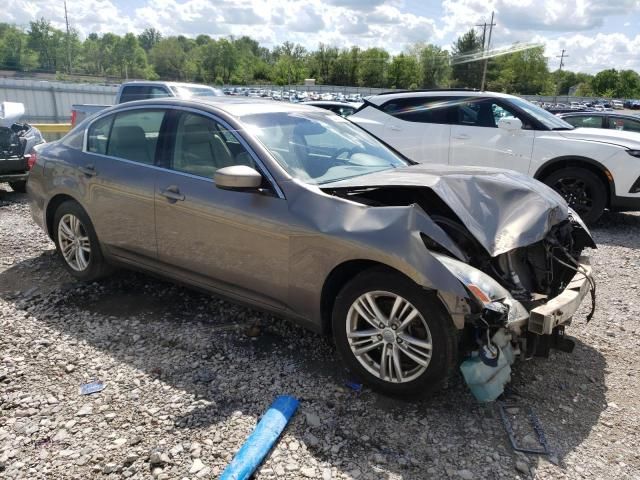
[27,98,596,397]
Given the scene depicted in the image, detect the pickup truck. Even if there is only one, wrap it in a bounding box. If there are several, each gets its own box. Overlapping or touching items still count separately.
[0,102,45,192]
[71,81,224,126]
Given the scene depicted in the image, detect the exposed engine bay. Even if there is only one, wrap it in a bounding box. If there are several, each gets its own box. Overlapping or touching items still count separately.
[1,123,36,160]
[0,101,45,185]
[325,183,597,401]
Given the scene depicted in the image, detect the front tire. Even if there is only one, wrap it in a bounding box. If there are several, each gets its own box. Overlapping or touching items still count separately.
[332,268,458,397]
[53,200,111,281]
[543,167,607,224]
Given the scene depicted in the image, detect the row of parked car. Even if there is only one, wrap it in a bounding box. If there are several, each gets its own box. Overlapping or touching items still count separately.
[222,86,364,103]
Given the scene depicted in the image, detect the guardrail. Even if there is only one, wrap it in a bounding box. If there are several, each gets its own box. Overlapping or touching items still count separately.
[32,123,72,134]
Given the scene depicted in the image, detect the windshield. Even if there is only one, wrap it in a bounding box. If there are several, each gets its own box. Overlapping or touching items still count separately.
[241,111,408,184]
[173,86,223,98]
[509,97,574,130]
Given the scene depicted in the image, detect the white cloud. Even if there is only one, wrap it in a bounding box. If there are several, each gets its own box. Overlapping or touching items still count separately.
[4,0,640,73]
[542,32,640,73]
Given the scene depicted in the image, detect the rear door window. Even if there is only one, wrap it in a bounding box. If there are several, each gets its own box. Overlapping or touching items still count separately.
[608,117,640,132]
[106,109,166,164]
[563,116,604,129]
[381,97,455,124]
[451,98,532,129]
[119,85,171,103]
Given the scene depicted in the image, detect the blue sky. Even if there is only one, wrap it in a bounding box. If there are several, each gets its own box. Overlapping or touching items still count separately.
[6,0,640,73]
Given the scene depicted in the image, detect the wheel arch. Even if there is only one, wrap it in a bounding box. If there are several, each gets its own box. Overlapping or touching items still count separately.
[45,193,82,240]
[319,259,459,336]
[533,156,615,206]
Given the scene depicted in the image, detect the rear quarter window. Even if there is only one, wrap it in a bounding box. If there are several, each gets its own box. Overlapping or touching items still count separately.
[382,97,454,124]
[87,115,113,154]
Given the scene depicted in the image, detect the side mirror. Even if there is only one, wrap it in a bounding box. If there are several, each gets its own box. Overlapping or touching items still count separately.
[214,165,263,190]
[497,117,523,132]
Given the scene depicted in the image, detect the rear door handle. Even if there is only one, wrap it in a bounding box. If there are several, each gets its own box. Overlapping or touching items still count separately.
[453,133,470,140]
[160,186,185,202]
[388,124,402,131]
[79,164,97,176]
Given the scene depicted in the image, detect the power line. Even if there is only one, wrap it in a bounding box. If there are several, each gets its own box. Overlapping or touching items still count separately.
[557,49,569,72]
[555,49,569,101]
[479,11,495,91]
[64,0,72,75]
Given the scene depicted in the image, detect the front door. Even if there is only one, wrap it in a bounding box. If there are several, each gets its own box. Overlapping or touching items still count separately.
[449,98,534,172]
[154,110,290,309]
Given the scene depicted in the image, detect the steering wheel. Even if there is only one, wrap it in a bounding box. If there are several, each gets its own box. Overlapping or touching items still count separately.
[331,147,354,162]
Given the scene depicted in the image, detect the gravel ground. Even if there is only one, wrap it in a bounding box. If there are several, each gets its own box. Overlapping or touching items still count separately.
[1,183,639,480]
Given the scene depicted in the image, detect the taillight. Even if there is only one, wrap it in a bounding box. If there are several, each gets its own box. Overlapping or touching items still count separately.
[26,150,37,170]
[71,110,77,127]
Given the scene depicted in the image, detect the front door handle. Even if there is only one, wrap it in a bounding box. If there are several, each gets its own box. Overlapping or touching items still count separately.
[388,124,402,131]
[453,133,470,140]
[160,186,185,202]
[79,164,97,176]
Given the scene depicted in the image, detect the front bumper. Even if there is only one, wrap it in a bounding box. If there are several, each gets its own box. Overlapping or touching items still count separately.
[527,257,592,335]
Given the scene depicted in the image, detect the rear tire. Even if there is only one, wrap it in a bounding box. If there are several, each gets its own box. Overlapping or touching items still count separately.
[542,167,607,224]
[9,181,26,193]
[332,267,458,397]
[53,200,112,281]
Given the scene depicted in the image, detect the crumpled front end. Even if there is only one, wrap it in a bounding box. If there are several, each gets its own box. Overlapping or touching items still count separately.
[434,210,596,401]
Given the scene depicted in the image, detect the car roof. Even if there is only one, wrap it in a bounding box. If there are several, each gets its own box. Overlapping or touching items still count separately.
[365,89,517,106]
[558,111,640,119]
[121,81,219,89]
[113,96,321,118]
[303,101,356,107]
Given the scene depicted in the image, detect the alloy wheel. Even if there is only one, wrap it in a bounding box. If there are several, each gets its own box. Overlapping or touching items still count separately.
[57,213,91,272]
[346,291,433,383]
[553,176,593,218]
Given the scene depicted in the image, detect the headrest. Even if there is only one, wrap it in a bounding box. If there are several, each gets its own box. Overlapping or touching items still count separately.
[111,126,147,146]
[183,122,214,144]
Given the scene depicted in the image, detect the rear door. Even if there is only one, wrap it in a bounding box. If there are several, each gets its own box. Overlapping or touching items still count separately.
[448,97,535,172]
[153,110,290,309]
[82,108,167,261]
[378,96,454,164]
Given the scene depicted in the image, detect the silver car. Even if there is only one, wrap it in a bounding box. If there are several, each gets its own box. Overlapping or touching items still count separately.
[27,98,596,396]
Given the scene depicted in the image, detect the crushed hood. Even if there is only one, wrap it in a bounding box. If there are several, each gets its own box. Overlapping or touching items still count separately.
[322,164,568,256]
[558,127,640,149]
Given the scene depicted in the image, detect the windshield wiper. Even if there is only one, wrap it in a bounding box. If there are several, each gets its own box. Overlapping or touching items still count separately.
[551,127,574,131]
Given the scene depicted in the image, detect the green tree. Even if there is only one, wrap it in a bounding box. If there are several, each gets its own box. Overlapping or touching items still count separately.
[451,29,483,89]
[488,46,550,94]
[149,37,193,80]
[138,28,162,52]
[415,44,450,88]
[387,53,419,89]
[358,48,389,88]
[27,18,63,71]
[616,70,640,98]
[0,24,38,71]
[591,69,618,96]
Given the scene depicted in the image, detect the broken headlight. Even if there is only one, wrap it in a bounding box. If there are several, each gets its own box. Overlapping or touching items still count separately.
[432,252,529,324]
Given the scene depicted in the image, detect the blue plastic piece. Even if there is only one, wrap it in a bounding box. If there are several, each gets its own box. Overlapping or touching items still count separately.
[460,347,511,403]
[220,395,299,480]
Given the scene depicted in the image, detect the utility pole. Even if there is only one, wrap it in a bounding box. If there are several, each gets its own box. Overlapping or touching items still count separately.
[555,49,569,103]
[64,0,72,74]
[480,11,495,91]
